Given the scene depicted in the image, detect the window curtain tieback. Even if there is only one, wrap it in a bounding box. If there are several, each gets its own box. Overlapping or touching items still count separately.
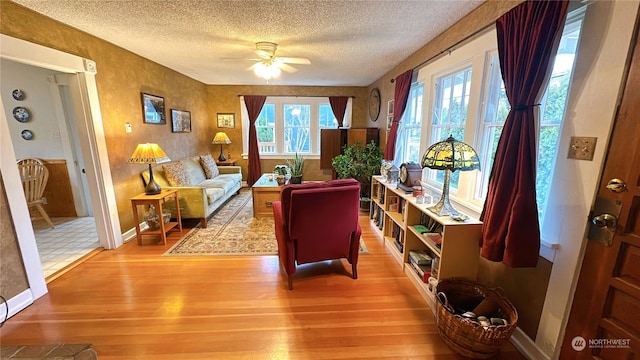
[512,103,540,111]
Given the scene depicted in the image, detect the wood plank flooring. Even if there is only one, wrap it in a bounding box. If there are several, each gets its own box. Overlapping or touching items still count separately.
[0,213,526,359]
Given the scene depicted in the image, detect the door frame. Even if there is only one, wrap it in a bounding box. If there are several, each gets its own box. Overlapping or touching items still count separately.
[0,35,123,312]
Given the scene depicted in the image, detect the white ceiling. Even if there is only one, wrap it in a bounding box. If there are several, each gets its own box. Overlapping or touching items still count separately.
[13,0,484,86]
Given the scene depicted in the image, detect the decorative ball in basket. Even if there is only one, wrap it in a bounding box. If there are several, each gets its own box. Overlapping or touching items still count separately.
[435,279,518,359]
[144,205,171,230]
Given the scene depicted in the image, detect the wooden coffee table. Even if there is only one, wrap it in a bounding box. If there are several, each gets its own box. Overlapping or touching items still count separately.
[252,173,285,218]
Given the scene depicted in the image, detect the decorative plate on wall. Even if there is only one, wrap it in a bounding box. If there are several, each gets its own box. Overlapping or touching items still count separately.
[21,130,34,140]
[13,106,31,122]
[12,89,25,101]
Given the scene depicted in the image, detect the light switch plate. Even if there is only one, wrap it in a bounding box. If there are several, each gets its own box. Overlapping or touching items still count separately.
[568,136,597,160]
[125,122,132,133]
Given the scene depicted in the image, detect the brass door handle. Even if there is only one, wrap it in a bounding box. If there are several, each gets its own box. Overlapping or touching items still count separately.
[591,213,618,230]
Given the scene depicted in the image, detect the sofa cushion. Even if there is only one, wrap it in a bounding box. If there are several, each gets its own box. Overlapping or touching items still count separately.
[181,157,207,185]
[199,173,242,194]
[163,162,192,186]
[200,154,220,179]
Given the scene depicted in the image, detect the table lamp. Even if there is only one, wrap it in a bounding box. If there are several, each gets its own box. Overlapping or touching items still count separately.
[421,135,480,216]
[128,143,170,195]
[212,132,232,162]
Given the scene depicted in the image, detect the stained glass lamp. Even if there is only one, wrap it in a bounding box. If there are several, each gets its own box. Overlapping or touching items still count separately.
[421,135,481,216]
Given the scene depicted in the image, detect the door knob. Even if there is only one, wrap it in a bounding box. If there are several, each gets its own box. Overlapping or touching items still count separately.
[591,213,617,230]
[606,178,627,193]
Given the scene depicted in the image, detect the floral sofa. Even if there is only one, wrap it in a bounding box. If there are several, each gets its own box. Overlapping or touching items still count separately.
[141,154,242,227]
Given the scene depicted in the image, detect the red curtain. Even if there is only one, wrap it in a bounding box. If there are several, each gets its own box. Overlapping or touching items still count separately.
[329,96,349,128]
[384,70,413,160]
[244,95,267,186]
[480,0,569,267]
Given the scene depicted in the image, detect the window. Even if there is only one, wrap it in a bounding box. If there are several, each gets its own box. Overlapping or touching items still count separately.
[241,96,351,157]
[418,9,584,226]
[428,67,473,189]
[394,82,424,166]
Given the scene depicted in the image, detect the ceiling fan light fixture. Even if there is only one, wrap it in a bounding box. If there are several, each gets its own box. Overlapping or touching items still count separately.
[254,61,281,80]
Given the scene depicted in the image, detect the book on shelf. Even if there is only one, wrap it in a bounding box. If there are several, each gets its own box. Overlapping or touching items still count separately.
[409,261,431,283]
[424,233,442,249]
[394,239,404,253]
[408,250,432,266]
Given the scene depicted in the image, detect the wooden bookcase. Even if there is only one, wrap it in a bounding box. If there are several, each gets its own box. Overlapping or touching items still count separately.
[371,175,481,313]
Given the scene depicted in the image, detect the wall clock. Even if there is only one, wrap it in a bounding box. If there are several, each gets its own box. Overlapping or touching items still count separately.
[368,87,381,121]
[398,162,422,192]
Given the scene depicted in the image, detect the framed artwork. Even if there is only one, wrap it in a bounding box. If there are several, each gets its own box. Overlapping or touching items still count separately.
[387,115,393,130]
[217,113,235,128]
[141,93,166,124]
[388,100,394,115]
[171,109,191,133]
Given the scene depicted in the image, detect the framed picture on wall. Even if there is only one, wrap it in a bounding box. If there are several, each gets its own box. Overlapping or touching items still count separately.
[387,115,393,130]
[171,109,191,133]
[217,113,235,128]
[388,100,394,116]
[141,93,166,124]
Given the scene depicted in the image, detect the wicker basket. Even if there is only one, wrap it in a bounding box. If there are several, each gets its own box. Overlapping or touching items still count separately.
[435,279,518,359]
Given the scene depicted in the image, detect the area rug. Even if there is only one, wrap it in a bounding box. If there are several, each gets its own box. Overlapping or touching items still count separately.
[163,189,368,256]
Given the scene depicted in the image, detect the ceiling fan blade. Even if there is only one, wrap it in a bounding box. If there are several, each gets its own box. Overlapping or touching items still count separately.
[220,58,262,62]
[277,63,298,73]
[274,57,311,65]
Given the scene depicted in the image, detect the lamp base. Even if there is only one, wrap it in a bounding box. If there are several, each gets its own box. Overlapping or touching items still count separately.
[218,145,227,162]
[427,169,458,216]
[145,164,162,195]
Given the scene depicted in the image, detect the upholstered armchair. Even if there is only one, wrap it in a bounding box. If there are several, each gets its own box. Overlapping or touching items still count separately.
[272,179,362,290]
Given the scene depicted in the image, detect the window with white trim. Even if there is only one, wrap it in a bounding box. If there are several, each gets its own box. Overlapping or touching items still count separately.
[241,96,352,157]
[394,82,424,167]
[418,8,584,227]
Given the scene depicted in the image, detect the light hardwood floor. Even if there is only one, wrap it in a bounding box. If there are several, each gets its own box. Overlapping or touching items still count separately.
[1,214,525,360]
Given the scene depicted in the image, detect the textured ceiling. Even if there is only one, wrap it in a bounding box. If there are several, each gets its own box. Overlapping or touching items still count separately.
[13,0,484,86]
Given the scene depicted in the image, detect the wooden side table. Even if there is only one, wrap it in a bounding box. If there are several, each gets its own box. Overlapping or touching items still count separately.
[130,189,182,245]
[216,159,237,166]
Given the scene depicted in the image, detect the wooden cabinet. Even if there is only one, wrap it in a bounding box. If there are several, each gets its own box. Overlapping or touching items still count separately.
[320,128,380,170]
[370,175,481,313]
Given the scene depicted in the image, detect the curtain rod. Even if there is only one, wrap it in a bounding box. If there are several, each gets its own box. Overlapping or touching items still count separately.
[391,21,495,83]
[237,95,355,98]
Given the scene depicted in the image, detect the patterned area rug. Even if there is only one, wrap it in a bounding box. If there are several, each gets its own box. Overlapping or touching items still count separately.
[163,189,368,256]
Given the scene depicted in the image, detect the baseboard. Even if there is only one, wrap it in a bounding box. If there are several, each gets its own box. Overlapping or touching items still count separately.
[0,289,34,321]
[510,326,551,360]
[122,222,149,244]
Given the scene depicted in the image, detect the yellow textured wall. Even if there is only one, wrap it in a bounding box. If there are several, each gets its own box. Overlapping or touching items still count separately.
[207,85,368,180]
[0,175,29,299]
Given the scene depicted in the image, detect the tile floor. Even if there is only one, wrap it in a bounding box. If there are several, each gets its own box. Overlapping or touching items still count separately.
[33,217,100,278]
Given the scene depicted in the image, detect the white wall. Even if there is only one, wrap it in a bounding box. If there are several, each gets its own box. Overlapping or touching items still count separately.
[538,1,640,357]
[1,59,65,159]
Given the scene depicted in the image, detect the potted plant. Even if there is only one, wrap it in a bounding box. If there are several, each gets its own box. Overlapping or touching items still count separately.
[331,141,384,209]
[273,164,291,185]
[287,153,305,184]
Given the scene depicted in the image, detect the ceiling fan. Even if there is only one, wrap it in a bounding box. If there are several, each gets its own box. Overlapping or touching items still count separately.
[222,42,311,79]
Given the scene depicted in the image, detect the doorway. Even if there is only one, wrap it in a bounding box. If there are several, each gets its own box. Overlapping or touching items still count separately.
[0,34,123,318]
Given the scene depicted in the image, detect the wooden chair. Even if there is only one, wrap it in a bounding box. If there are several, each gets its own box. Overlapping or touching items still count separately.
[17,158,55,229]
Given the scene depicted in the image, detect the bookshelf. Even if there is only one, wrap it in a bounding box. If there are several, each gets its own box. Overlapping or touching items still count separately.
[371,175,481,313]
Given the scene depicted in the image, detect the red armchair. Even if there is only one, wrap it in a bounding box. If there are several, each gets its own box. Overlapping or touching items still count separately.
[272,179,362,290]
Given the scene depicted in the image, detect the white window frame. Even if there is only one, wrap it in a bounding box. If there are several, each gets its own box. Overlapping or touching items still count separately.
[241,96,352,159]
[417,29,496,215]
[393,82,424,167]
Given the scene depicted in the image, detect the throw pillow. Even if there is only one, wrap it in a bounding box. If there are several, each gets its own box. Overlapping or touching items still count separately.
[200,154,219,179]
[162,161,191,186]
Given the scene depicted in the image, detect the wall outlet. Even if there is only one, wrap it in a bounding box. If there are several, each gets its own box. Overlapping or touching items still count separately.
[125,122,132,133]
[568,136,597,161]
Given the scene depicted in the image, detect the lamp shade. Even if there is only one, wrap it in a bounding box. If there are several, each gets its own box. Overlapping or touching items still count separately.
[421,135,481,172]
[420,135,480,216]
[211,132,232,145]
[127,143,170,164]
[128,143,170,195]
